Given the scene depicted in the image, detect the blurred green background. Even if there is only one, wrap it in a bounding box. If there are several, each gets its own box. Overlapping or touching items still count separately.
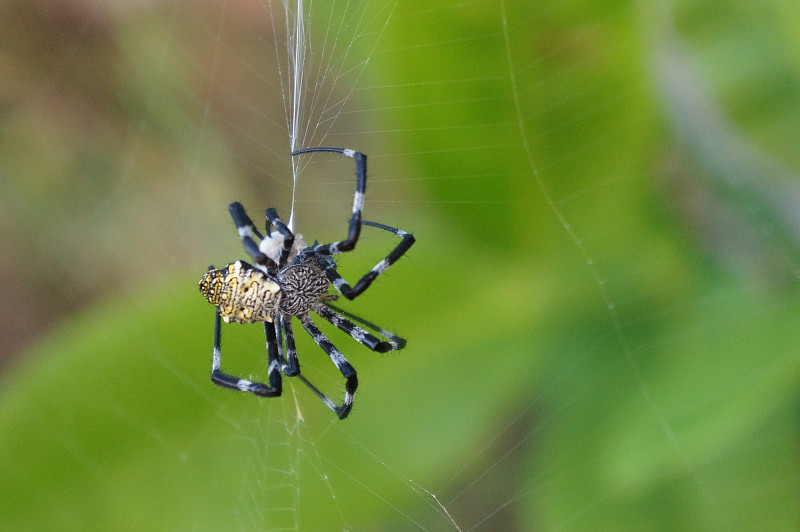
[1,0,799,530]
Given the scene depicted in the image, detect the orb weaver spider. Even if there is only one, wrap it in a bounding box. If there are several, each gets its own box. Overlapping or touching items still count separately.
[199,147,414,419]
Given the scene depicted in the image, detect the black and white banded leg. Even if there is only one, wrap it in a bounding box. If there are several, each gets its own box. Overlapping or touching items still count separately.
[314,304,404,353]
[210,310,283,397]
[291,147,367,255]
[265,208,295,269]
[323,302,407,351]
[228,202,276,273]
[278,315,300,377]
[300,313,358,419]
[318,221,415,300]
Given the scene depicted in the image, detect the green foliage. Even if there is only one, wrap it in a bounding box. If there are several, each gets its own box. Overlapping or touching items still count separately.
[2,0,800,530]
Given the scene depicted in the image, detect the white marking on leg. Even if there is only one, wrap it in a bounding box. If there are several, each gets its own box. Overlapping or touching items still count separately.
[237,378,253,392]
[342,148,356,158]
[351,327,367,343]
[259,235,282,262]
[353,191,364,214]
[268,358,281,375]
[372,258,390,275]
[212,346,221,371]
[327,347,348,368]
[238,226,257,240]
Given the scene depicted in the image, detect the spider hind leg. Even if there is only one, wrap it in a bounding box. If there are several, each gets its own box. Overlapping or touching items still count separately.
[210,311,283,397]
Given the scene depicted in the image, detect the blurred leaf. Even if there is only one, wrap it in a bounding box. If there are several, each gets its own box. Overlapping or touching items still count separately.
[2,0,800,530]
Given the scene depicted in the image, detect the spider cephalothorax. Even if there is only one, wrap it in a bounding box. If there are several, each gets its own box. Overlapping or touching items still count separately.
[198,147,414,419]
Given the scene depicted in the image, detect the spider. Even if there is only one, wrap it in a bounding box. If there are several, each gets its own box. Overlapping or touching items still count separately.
[199,147,414,419]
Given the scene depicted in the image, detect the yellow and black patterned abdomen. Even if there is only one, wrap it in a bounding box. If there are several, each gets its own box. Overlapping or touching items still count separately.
[199,261,281,324]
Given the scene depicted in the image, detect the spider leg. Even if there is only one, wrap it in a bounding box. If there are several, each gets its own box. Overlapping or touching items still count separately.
[279,315,300,376]
[314,304,405,352]
[321,221,415,300]
[291,147,366,254]
[323,302,407,349]
[210,310,282,397]
[299,313,358,419]
[265,208,294,269]
[228,202,277,273]
[277,314,355,416]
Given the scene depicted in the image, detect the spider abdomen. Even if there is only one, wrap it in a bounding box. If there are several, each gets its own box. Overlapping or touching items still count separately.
[199,260,281,324]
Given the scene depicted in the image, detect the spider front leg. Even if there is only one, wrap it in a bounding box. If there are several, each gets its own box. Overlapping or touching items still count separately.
[321,221,415,300]
[291,147,367,254]
[210,309,282,397]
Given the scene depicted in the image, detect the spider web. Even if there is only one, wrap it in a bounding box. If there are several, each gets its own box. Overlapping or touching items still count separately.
[1,0,799,530]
